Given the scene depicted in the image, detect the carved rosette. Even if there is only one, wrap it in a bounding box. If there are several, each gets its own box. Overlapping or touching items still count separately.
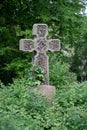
[20,39,34,52]
[37,25,47,37]
[33,24,48,37]
[48,39,60,52]
[35,38,48,53]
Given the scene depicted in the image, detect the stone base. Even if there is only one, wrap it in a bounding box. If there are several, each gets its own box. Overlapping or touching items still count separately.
[37,85,56,99]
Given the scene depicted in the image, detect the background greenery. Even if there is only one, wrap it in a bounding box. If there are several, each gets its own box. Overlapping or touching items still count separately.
[0,0,87,129]
[0,0,87,84]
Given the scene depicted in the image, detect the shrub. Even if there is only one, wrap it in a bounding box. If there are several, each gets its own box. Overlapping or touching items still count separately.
[0,78,48,130]
[25,64,45,87]
[50,61,77,87]
[0,79,87,130]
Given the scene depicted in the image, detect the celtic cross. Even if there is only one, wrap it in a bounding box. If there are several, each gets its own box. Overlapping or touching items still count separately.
[20,24,60,85]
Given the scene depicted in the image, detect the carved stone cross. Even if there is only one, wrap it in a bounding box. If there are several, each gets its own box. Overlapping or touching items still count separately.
[20,24,60,85]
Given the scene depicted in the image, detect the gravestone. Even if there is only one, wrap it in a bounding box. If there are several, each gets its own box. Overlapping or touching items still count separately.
[20,24,60,85]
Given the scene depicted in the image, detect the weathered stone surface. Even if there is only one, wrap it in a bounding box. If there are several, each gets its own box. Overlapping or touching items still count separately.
[35,53,49,84]
[48,39,60,52]
[33,24,48,37]
[37,85,56,99]
[19,24,60,85]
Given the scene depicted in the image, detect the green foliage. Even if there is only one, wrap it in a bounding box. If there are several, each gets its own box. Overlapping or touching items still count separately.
[0,0,87,84]
[0,78,47,130]
[0,1,87,129]
[50,60,76,87]
[0,78,87,129]
[25,64,45,87]
[55,82,87,130]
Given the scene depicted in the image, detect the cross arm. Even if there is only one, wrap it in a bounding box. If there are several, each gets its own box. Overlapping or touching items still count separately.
[48,39,60,52]
[19,39,34,52]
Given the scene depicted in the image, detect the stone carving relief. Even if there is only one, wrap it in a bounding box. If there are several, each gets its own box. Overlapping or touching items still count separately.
[20,39,34,52]
[35,39,48,53]
[35,53,49,84]
[37,25,47,37]
[49,39,60,52]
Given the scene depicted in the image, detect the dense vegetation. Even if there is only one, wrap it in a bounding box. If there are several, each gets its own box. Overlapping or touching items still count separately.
[0,74,87,130]
[0,59,87,129]
[0,0,87,129]
[0,0,87,84]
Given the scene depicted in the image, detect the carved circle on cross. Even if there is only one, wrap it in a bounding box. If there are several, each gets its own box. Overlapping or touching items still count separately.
[37,25,47,37]
[33,24,48,37]
[35,39,48,53]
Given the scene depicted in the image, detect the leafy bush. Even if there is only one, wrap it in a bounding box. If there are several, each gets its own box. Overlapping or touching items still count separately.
[0,78,87,130]
[55,82,87,130]
[50,61,77,87]
[25,64,45,87]
[0,78,48,130]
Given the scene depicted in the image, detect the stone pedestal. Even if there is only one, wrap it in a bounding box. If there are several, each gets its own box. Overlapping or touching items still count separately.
[37,85,56,99]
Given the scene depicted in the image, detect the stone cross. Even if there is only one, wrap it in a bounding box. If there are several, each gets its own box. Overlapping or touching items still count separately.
[20,24,60,85]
